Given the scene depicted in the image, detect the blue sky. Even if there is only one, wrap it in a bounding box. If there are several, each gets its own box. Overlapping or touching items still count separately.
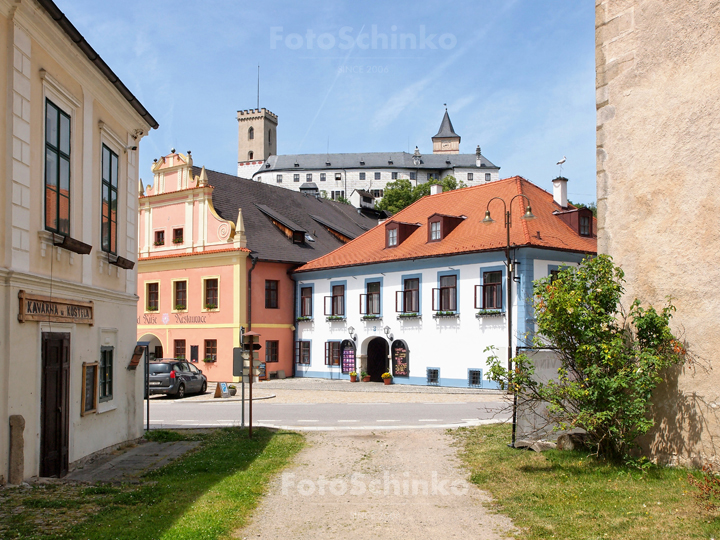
[57,0,597,204]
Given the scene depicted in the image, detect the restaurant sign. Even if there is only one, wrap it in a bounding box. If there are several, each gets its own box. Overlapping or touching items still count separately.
[18,290,94,325]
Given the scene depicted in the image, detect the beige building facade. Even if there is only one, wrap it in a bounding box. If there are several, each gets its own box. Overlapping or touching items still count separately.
[596,0,720,466]
[0,0,157,481]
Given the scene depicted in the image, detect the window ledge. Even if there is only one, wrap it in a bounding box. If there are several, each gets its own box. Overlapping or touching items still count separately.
[326,316,346,322]
[397,313,421,320]
[433,312,459,319]
[475,311,504,318]
[97,401,116,414]
[361,315,382,321]
[296,317,313,323]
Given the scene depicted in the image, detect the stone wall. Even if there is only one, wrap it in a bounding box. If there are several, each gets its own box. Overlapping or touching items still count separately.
[596,0,720,466]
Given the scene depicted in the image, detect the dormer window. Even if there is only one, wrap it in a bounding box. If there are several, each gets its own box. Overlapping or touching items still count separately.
[430,221,441,241]
[388,228,398,246]
[579,215,591,236]
[293,231,305,244]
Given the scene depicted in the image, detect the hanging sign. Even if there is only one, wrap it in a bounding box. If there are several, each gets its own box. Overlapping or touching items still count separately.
[18,290,94,325]
[391,340,409,377]
[341,340,356,374]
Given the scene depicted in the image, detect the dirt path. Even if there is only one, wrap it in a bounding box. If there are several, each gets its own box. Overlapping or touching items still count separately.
[234,430,515,539]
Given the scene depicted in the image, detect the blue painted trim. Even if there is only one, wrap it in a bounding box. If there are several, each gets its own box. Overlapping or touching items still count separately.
[294,371,501,388]
[479,264,506,312]
[436,269,460,313]
[295,338,312,365]
[364,276,384,317]
[296,282,314,319]
[330,279,347,317]
[400,272,422,315]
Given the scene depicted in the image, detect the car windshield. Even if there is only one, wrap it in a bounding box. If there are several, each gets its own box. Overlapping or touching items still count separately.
[149,363,172,374]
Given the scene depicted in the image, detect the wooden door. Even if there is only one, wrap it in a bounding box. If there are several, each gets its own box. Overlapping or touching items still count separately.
[155,345,163,359]
[41,332,70,478]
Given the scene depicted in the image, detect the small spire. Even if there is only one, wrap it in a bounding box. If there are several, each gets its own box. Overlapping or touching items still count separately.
[198,166,208,186]
[234,208,247,248]
[138,178,144,196]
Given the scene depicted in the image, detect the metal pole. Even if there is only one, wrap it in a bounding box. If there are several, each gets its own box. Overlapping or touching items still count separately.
[506,209,513,375]
[249,368,253,439]
[145,345,150,432]
[240,327,245,429]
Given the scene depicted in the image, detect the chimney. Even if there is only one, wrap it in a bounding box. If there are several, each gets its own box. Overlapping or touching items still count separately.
[552,176,568,208]
[476,145,482,167]
[430,183,442,195]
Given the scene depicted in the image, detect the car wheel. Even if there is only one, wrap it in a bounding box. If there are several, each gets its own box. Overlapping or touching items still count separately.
[200,381,207,394]
[176,383,185,399]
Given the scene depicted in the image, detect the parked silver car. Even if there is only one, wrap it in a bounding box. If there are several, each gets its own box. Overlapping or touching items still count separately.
[147,359,207,399]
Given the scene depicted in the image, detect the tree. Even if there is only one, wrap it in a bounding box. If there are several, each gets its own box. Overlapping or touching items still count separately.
[376,175,466,214]
[487,255,686,461]
[569,200,597,217]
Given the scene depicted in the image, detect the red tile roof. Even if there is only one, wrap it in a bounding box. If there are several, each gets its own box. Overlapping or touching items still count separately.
[295,176,597,273]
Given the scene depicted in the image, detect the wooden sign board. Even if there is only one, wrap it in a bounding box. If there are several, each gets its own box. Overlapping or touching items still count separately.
[18,290,94,325]
[127,345,145,370]
[214,382,230,398]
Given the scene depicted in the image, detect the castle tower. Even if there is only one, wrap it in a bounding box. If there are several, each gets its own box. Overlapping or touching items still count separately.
[237,108,278,176]
[431,109,461,154]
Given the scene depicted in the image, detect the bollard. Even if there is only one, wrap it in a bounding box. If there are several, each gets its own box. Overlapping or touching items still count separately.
[9,415,25,485]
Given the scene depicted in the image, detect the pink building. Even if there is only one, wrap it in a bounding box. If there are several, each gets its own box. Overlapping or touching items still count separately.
[137,151,376,385]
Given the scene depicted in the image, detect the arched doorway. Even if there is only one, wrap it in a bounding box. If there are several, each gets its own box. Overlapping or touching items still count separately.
[138,334,163,361]
[366,337,388,382]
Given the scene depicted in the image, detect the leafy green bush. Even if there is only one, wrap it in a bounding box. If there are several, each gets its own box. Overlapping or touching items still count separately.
[487,255,686,461]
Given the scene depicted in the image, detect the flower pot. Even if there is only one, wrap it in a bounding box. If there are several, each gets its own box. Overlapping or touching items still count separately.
[384,378,392,385]
[362,376,371,382]
[350,375,357,382]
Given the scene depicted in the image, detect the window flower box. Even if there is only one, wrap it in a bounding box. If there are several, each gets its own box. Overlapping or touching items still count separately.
[362,315,381,321]
[296,316,312,322]
[146,306,158,312]
[326,315,346,322]
[172,238,183,244]
[433,311,459,319]
[397,313,421,319]
[202,357,216,363]
[153,241,164,246]
[204,303,218,310]
[174,304,187,311]
[476,310,503,318]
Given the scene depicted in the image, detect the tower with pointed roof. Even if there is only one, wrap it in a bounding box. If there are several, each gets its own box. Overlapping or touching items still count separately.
[432,109,461,154]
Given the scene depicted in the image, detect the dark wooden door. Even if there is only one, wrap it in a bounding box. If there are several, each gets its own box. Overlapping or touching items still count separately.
[367,338,388,382]
[41,332,70,478]
[155,345,163,359]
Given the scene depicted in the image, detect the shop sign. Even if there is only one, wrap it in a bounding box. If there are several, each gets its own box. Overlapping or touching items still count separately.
[391,340,409,377]
[18,290,94,325]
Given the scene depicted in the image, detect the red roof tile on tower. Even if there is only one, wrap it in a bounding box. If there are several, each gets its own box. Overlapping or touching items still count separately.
[295,176,597,273]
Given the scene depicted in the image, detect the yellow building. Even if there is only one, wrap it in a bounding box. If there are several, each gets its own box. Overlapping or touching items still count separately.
[0,0,157,481]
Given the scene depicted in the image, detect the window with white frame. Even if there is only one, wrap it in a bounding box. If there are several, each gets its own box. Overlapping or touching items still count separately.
[433,275,457,312]
[45,99,71,235]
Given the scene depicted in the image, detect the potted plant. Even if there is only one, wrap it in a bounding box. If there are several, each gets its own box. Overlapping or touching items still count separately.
[204,303,218,310]
[349,371,358,382]
[202,357,216,363]
[381,372,393,385]
[361,370,371,382]
[228,384,237,396]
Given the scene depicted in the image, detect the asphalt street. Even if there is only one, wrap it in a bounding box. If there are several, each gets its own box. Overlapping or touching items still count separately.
[146,399,509,431]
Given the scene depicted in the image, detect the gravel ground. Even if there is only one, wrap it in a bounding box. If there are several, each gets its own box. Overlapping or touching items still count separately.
[234,429,516,540]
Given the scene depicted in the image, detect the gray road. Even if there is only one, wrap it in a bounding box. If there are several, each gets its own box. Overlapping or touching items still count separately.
[146,400,509,431]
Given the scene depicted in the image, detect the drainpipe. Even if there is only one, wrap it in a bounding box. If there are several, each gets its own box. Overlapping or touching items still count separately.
[291,270,299,378]
[247,255,258,330]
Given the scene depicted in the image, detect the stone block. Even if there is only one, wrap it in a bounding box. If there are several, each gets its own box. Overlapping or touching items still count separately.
[9,415,25,485]
[13,25,31,56]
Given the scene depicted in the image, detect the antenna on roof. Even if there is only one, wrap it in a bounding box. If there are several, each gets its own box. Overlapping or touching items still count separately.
[257,64,260,110]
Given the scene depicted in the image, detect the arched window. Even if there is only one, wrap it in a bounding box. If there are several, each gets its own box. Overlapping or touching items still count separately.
[248,126,254,140]
[248,151,254,160]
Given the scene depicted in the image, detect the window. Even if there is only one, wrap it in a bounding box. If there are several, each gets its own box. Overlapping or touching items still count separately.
[325,341,341,366]
[374,172,381,180]
[392,172,398,180]
[204,339,217,361]
[580,215,591,236]
[173,228,183,244]
[335,173,342,181]
[306,173,312,182]
[396,278,419,313]
[204,278,218,309]
[467,172,473,181]
[45,100,71,235]
[265,340,279,363]
[174,281,187,310]
[550,269,561,283]
[430,221,441,241]
[320,173,326,182]
[479,271,502,309]
[81,362,98,416]
[248,151,254,160]
[265,280,279,309]
[101,145,118,253]
[99,347,113,402]
[174,339,186,360]
[146,283,159,311]
[410,172,416,180]
[387,228,398,247]
[485,173,491,182]
[427,368,439,385]
[325,284,345,316]
[469,369,483,388]
[359,172,366,180]
[248,126,254,140]
[154,230,165,246]
[277,174,283,183]
[332,191,345,200]
[295,341,311,364]
[372,189,384,198]
[300,287,312,317]
[433,275,457,312]
[294,173,300,182]
[361,281,380,315]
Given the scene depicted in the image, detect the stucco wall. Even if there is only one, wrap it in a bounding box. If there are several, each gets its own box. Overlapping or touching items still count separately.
[596,0,720,466]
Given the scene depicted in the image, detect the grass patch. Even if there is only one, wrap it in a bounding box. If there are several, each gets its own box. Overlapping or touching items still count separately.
[0,427,303,540]
[455,423,720,539]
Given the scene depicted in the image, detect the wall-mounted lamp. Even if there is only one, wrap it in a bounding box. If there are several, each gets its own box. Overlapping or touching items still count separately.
[348,326,357,342]
[383,325,394,342]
